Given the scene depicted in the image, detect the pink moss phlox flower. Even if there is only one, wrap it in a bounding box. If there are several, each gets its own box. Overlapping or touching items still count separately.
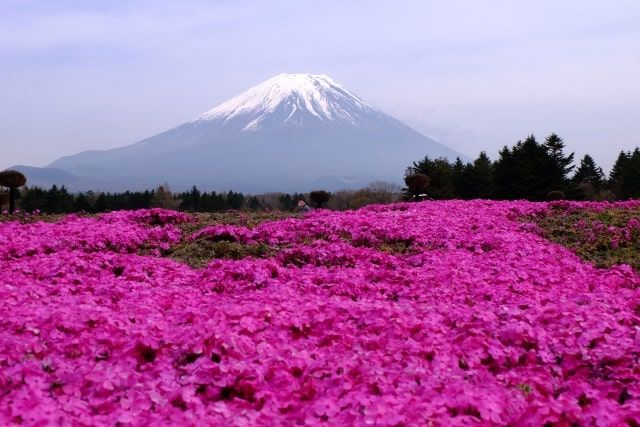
[1,200,640,425]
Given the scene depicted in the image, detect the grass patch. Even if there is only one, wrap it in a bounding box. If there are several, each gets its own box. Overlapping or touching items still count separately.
[167,211,293,268]
[167,239,276,268]
[177,211,295,235]
[532,205,640,270]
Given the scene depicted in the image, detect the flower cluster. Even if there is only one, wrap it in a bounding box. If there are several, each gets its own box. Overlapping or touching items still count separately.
[1,202,639,425]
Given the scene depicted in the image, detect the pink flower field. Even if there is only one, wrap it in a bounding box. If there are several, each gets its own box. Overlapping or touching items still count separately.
[1,202,640,426]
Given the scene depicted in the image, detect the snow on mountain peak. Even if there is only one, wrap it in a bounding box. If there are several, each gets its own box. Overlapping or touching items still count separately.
[193,73,381,130]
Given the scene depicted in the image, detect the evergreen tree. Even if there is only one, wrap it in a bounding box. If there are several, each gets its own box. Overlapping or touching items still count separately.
[469,151,493,198]
[451,158,471,199]
[225,191,245,210]
[570,154,605,200]
[248,196,262,211]
[544,133,574,189]
[180,186,201,211]
[406,156,454,199]
[608,150,639,199]
[493,135,557,200]
[43,185,74,213]
[94,193,110,212]
[19,187,47,212]
[573,154,604,186]
[620,149,640,199]
[73,193,93,212]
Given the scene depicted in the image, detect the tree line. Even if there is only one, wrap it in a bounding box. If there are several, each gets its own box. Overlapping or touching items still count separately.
[3,184,338,214]
[11,185,259,214]
[404,134,640,201]
[3,133,639,213]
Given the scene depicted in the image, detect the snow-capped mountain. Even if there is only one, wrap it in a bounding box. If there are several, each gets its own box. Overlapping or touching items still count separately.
[43,73,465,192]
[194,74,382,130]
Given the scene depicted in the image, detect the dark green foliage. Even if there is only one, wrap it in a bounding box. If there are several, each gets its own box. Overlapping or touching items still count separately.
[546,190,565,200]
[73,193,93,212]
[573,154,605,189]
[94,193,111,212]
[21,185,74,214]
[45,185,75,213]
[309,190,331,208]
[570,154,606,200]
[451,158,470,199]
[279,193,306,211]
[450,154,494,200]
[543,133,574,190]
[226,191,245,210]
[179,186,201,211]
[609,149,640,200]
[406,157,453,199]
[19,185,265,214]
[402,134,640,202]
[468,151,493,199]
[403,173,429,200]
[493,135,560,200]
[248,197,262,211]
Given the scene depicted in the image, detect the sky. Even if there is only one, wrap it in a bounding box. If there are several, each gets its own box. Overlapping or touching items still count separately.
[1,0,639,173]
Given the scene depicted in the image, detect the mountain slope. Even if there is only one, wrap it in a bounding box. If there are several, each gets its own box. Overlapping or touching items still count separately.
[47,74,465,192]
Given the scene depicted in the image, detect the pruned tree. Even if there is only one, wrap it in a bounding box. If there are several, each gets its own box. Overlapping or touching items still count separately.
[0,170,27,213]
[546,190,565,201]
[406,157,453,199]
[309,190,331,208]
[404,173,429,200]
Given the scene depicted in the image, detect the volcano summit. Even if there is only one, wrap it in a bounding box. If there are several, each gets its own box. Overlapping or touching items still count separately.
[36,74,465,192]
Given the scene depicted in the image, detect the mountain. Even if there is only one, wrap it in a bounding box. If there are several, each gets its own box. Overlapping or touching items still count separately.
[43,73,465,192]
[7,165,82,188]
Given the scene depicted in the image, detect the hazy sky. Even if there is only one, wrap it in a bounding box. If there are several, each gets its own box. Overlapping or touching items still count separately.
[1,0,639,172]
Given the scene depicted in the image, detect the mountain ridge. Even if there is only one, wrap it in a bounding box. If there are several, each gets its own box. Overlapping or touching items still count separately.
[32,73,466,192]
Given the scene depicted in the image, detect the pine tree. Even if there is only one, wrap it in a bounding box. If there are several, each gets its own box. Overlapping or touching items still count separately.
[609,151,631,199]
[18,187,46,212]
[94,193,110,212]
[571,154,605,200]
[493,136,557,200]
[470,151,493,198]
[544,133,574,189]
[452,158,470,199]
[73,193,93,212]
[623,149,640,199]
[248,196,262,211]
[180,186,201,211]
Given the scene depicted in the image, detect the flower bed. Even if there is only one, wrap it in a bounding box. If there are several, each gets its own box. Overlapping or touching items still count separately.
[1,202,639,425]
